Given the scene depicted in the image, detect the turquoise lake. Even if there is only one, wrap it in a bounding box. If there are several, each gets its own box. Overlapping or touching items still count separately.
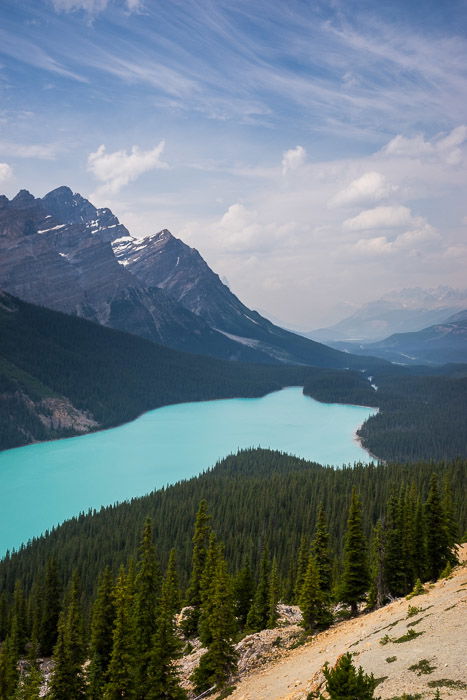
[0,387,377,555]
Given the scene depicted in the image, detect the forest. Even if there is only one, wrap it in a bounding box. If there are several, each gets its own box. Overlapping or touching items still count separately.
[1,292,467,463]
[0,449,462,697]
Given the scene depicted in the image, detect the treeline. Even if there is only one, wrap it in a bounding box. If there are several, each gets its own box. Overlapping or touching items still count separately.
[0,473,460,697]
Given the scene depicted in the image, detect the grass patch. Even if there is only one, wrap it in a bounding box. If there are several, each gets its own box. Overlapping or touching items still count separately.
[387,694,422,700]
[379,634,391,645]
[407,605,423,618]
[408,658,436,675]
[427,679,467,690]
[394,629,424,643]
[386,656,397,663]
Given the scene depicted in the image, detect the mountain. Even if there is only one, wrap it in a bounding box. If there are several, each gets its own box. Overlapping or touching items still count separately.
[0,186,384,369]
[331,310,467,365]
[306,286,467,343]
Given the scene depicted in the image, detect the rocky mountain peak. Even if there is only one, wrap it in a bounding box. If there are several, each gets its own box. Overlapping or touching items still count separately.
[10,190,36,208]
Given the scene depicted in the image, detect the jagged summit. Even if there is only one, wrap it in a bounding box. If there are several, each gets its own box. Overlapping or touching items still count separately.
[0,185,384,369]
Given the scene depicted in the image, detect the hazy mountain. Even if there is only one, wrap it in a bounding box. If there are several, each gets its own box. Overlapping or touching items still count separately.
[306,287,467,343]
[330,311,467,365]
[0,186,385,369]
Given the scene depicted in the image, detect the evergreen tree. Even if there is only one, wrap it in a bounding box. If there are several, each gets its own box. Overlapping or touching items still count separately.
[104,565,137,699]
[246,547,270,631]
[367,520,386,609]
[198,533,220,646]
[267,558,281,629]
[232,561,254,629]
[293,535,310,603]
[339,490,369,615]
[441,475,458,565]
[191,555,237,695]
[39,558,61,656]
[311,505,333,594]
[12,660,42,700]
[49,572,86,700]
[184,501,212,636]
[0,636,18,700]
[319,652,379,700]
[384,492,407,597]
[10,582,27,658]
[87,567,115,699]
[299,555,331,634]
[134,518,161,693]
[424,475,451,580]
[413,495,427,581]
[146,555,186,700]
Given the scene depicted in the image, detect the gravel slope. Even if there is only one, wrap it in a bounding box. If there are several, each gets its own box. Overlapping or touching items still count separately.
[227,545,467,700]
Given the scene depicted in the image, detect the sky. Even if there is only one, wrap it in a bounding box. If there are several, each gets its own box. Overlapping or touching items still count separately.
[0,0,466,328]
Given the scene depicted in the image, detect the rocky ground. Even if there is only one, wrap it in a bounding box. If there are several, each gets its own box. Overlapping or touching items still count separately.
[219,546,467,700]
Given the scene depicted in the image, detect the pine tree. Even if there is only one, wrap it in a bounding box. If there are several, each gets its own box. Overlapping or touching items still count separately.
[424,474,451,580]
[319,652,379,699]
[12,660,42,700]
[48,572,86,700]
[267,558,281,629]
[441,475,459,565]
[293,535,310,603]
[299,555,331,634]
[87,567,116,699]
[0,636,18,700]
[339,489,369,615]
[184,500,212,636]
[384,492,407,597]
[232,561,254,629]
[246,547,270,631]
[146,554,186,700]
[134,518,161,693]
[198,533,220,646]
[39,558,61,657]
[367,520,387,609]
[311,505,333,595]
[104,565,137,699]
[191,555,238,694]
[10,582,27,658]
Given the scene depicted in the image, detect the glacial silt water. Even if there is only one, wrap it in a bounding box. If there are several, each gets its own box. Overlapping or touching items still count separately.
[0,387,377,554]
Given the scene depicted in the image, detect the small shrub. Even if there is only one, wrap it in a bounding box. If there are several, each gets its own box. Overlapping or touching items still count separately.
[387,695,422,700]
[393,629,424,643]
[427,679,467,690]
[379,634,391,645]
[406,579,426,600]
[385,656,397,663]
[408,658,436,675]
[439,562,452,579]
[217,687,236,699]
[407,605,423,618]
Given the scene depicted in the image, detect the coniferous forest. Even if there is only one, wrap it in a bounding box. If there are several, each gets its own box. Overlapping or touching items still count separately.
[0,449,464,697]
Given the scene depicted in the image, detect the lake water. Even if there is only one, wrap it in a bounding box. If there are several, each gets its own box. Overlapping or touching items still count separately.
[0,387,377,555]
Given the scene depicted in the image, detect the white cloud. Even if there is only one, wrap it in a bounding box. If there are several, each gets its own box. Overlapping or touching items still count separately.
[87,142,168,195]
[382,125,467,165]
[0,163,13,183]
[330,171,396,207]
[343,205,413,231]
[51,0,142,13]
[0,141,58,160]
[352,222,439,257]
[281,145,306,175]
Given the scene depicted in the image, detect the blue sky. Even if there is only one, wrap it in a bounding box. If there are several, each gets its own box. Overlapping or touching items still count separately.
[1,0,466,326]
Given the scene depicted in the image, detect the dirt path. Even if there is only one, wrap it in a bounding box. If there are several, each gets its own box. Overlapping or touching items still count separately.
[228,547,467,700]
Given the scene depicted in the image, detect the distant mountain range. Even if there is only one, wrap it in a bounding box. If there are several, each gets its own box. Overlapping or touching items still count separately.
[327,309,467,365]
[307,286,467,344]
[0,186,384,370]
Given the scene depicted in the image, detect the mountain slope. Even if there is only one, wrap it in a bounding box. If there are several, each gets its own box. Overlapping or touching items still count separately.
[307,286,467,343]
[325,311,467,365]
[112,227,385,369]
[0,186,386,368]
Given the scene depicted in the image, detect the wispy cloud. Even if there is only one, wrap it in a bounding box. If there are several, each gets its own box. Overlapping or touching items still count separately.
[0,140,59,160]
[87,142,168,196]
[0,163,13,183]
[282,146,306,175]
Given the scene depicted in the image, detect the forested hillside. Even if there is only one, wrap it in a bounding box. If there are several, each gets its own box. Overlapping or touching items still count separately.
[0,448,463,697]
